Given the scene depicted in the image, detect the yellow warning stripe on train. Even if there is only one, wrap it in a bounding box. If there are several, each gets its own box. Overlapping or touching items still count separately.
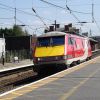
[35,45,64,57]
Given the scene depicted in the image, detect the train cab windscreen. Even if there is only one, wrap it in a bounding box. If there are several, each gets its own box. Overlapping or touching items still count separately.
[37,36,65,47]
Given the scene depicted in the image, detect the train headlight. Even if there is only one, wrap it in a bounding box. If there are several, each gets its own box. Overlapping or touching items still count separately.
[38,58,40,61]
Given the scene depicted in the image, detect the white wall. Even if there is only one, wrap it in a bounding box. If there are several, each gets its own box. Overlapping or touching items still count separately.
[0,38,5,59]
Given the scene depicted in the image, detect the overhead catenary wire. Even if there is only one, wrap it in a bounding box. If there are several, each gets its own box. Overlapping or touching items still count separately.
[40,0,81,22]
[0,2,54,22]
[40,0,91,14]
[32,7,49,29]
[17,18,43,34]
[92,0,94,23]
[0,1,56,34]
[0,2,37,17]
[91,0,100,34]
[65,5,81,22]
[0,1,94,26]
[1,0,100,35]
[66,0,100,35]
[0,6,14,12]
[0,17,14,19]
[16,18,45,34]
[94,18,100,32]
[0,3,52,31]
[0,1,90,27]
[16,18,36,31]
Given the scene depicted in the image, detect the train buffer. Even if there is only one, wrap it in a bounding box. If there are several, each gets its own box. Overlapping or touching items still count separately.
[0,56,100,100]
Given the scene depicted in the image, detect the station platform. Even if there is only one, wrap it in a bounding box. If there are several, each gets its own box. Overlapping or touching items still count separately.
[0,56,100,100]
[0,59,33,72]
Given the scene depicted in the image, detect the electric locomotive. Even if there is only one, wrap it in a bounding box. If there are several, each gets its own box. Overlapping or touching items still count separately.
[33,31,92,69]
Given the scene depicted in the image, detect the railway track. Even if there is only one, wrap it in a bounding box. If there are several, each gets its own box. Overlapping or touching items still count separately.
[0,66,37,93]
[0,50,100,94]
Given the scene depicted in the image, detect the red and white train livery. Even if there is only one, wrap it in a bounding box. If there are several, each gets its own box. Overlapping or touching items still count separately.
[33,31,92,67]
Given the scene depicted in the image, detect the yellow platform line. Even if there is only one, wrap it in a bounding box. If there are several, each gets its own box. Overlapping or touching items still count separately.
[60,65,100,100]
[0,56,99,100]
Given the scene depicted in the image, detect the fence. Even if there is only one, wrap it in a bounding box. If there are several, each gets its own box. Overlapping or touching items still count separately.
[0,49,32,63]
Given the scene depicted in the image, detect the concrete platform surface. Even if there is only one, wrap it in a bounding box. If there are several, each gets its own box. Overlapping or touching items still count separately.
[0,59,33,71]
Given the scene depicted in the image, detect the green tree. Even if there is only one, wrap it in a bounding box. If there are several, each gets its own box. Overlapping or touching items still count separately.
[0,25,29,37]
[13,25,25,36]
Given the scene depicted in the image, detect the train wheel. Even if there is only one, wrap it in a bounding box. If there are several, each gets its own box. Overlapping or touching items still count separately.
[86,57,90,61]
[67,64,70,68]
[89,57,91,60]
[77,60,80,64]
[33,65,41,73]
[71,61,77,67]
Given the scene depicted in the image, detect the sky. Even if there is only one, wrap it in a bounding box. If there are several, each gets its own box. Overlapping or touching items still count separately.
[0,0,100,36]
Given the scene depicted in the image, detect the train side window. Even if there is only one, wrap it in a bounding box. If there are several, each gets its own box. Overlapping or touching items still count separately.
[74,39,77,48]
[88,41,91,48]
[71,38,74,44]
[70,37,77,48]
[82,40,84,48]
[68,37,73,45]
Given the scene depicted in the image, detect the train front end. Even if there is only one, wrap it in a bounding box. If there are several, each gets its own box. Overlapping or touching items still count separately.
[33,32,67,66]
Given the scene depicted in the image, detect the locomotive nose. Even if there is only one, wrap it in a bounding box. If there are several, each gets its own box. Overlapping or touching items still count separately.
[34,45,64,57]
